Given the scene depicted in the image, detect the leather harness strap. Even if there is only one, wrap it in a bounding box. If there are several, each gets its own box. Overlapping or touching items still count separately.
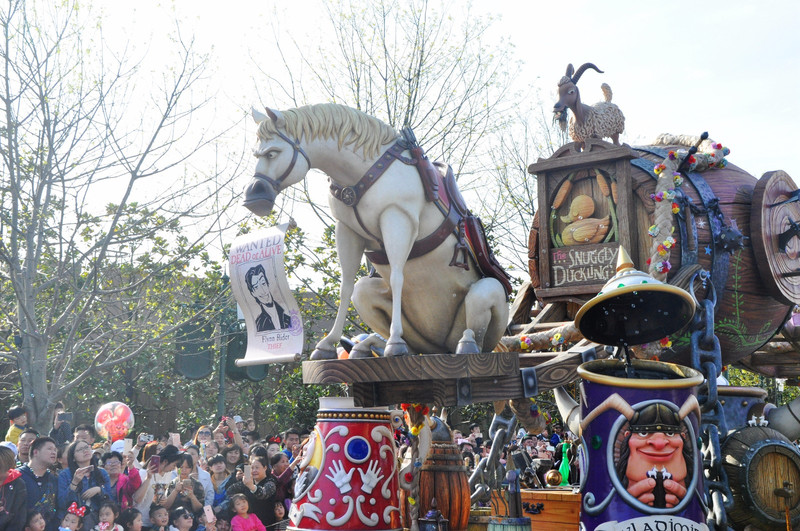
[364,206,461,265]
[329,138,467,266]
[329,141,414,207]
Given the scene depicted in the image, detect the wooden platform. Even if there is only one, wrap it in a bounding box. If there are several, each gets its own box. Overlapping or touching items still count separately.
[302,350,586,407]
[492,488,581,531]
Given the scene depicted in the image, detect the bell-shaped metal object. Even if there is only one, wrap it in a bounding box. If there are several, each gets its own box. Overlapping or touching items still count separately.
[574,247,696,346]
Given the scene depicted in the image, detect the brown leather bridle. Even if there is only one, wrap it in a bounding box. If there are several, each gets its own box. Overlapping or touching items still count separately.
[252,130,311,198]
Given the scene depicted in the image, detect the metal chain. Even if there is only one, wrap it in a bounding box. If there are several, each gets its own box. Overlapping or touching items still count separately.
[688,273,733,530]
[469,413,516,507]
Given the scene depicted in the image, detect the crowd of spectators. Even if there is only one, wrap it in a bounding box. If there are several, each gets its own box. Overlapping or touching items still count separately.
[1,402,579,531]
[1,404,304,531]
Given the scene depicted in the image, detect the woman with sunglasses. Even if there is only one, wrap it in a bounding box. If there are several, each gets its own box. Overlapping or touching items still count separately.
[192,427,213,448]
[168,506,195,531]
[58,440,113,528]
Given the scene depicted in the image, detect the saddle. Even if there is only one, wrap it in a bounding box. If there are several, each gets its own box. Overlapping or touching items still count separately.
[357,131,512,297]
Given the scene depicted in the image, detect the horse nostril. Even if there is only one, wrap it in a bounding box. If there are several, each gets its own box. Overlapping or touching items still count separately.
[247,180,266,196]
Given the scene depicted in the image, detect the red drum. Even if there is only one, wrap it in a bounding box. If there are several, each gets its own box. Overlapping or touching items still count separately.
[289,398,401,531]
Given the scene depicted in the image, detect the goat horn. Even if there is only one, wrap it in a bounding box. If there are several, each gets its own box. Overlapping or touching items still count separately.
[678,395,701,422]
[571,63,604,84]
[580,392,635,433]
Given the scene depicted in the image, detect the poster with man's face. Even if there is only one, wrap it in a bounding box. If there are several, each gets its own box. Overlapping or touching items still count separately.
[229,225,303,364]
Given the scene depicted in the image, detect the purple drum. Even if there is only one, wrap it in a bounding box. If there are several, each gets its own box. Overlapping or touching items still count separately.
[289,398,401,531]
[577,359,707,530]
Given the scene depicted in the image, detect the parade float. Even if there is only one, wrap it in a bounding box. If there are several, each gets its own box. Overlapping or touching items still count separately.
[235,62,800,531]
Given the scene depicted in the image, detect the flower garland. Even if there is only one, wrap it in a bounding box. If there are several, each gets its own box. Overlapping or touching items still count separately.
[646,150,682,281]
[399,403,429,531]
[637,138,730,360]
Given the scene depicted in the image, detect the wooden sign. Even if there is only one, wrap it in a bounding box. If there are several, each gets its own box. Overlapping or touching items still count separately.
[550,243,618,288]
[528,139,636,304]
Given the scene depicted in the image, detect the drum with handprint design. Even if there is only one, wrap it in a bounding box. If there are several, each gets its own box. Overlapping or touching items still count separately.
[289,397,401,531]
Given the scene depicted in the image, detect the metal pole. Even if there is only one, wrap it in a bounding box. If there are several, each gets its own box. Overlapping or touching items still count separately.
[217,315,227,419]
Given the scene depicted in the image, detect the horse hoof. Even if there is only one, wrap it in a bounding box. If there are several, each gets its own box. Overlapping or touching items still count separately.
[310,348,337,361]
[384,341,409,357]
[349,344,374,359]
[456,329,480,354]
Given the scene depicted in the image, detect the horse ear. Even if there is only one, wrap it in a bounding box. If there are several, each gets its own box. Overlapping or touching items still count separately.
[265,107,286,128]
[251,107,268,124]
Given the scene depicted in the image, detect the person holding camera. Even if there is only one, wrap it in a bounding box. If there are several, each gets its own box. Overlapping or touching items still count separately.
[131,445,182,528]
[163,454,204,517]
[49,403,73,447]
[58,440,113,529]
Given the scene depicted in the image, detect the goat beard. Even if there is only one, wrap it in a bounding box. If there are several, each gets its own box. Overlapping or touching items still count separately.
[553,112,568,133]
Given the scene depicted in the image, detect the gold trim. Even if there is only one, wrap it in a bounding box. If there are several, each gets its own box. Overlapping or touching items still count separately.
[577,359,703,389]
[316,411,391,421]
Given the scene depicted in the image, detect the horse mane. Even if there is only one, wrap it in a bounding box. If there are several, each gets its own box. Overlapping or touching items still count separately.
[257,103,400,159]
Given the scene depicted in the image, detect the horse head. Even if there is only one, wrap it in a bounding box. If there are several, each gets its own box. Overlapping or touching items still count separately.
[244,107,311,216]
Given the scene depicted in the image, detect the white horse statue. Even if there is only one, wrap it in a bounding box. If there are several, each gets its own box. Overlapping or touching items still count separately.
[245,103,510,359]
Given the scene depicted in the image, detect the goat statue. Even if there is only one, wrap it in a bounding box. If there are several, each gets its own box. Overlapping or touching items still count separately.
[554,63,625,147]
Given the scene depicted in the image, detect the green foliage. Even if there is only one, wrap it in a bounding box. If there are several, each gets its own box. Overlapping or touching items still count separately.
[0,0,242,433]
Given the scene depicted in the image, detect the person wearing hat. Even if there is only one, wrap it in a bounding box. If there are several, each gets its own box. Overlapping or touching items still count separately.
[0,441,17,458]
[233,416,245,434]
[615,403,691,509]
[520,434,536,457]
[5,405,28,446]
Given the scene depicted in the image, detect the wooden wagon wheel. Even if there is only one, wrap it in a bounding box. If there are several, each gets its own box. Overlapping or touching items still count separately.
[751,170,800,305]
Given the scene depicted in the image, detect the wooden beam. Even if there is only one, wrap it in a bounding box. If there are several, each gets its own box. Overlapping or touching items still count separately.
[302,351,518,384]
[349,351,584,407]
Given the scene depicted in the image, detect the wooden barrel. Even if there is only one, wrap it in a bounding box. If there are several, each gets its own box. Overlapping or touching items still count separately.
[528,144,792,365]
[721,426,800,530]
[401,442,471,531]
[486,516,530,531]
[467,508,491,531]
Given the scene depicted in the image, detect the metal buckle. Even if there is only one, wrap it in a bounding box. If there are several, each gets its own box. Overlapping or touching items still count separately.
[340,186,358,206]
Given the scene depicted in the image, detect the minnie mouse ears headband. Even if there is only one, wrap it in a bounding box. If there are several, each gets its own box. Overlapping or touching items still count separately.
[68,502,87,517]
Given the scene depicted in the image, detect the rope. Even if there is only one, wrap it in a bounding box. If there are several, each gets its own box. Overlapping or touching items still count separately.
[646,155,681,281]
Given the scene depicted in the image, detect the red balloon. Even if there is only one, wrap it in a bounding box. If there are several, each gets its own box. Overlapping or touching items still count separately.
[94,402,135,441]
